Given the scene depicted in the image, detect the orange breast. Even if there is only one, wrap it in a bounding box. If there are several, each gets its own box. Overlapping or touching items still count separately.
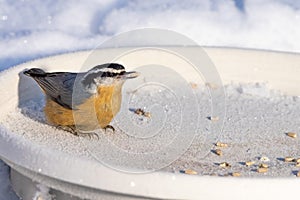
[44,98,75,126]
[44,85,122,131]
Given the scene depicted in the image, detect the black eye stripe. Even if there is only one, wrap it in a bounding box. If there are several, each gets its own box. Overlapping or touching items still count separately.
[82,63,126,87]
[101,71,123,77]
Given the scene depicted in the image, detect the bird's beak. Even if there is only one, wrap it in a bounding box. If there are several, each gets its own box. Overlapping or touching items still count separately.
[123,71,140,79]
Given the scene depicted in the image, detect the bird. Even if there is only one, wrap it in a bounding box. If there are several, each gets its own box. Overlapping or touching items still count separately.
[23,63,139,137]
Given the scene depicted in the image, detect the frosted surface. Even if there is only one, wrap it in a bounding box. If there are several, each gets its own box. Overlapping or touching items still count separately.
[1,82,300,177]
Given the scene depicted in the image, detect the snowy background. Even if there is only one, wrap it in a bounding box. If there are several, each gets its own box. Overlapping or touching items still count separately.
[1,0,300,199]
[1,0,300,71]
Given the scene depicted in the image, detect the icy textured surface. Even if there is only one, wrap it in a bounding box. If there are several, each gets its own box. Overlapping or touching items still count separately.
[167,83,300,177]
[1,83,300,177]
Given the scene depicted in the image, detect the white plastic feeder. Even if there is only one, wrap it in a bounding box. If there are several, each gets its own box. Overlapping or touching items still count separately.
[1,47,300,200]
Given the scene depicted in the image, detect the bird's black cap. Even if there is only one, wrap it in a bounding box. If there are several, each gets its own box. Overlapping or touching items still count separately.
[23,68,46,77]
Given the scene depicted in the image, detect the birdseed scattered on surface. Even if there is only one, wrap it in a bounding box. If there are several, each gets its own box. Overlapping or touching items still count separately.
[215,142,228,148]
[214,149,223,156]
[143,112,151,118]
[231,172,241,177]
[257,168,268,173]
[5,81,300,178]
[259,163,268,168]
[219,162,231,168]
[287,132,297,138]
[284,157,294,162]
[181,169,198,175]
[245,161,255,166]
[134,108,144,115]
[134,108,151,118]
[259,156,270,162]
[209,116,219,121]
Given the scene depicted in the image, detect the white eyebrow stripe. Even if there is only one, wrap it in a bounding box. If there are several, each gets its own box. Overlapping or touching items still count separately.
[82,68,125,82]
[91,68,125,74]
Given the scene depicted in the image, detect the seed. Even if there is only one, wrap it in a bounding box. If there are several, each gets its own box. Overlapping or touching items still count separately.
[293,158,300,163]
[144,112,151,118]
[259,163,268,168]
[257,168,268,173]
[285,157,294,162]
[134,108,151,118]
[209,116,219,121]
[216,142,228,148]
[219,162,231,168]
[245,161,255,166]
[297,171,300,177]
[182,169,198,175]
[134,108,144,115]
[231,172,241,177]
[214,149,223,156]
[259,156,270,162]
[287,132,297,138]
[295,163,300,167]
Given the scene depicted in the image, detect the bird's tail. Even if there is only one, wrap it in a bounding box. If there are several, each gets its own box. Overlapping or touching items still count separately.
[23,68,46,77]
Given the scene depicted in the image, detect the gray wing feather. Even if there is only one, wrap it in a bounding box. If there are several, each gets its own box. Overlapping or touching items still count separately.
[33,72,80,109]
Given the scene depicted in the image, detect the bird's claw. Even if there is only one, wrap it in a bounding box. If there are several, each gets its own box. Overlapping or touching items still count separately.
[104,125,115,133]
[56,125,99,140]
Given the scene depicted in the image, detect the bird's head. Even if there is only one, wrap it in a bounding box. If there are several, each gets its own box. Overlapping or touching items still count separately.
[81,63,139,93]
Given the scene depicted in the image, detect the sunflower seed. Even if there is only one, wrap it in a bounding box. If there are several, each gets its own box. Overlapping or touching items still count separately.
[259,156,270,162]
[219,162,231,168]
[259,163,268,168]
[183,169,198,175]
[245,161,255,166]
[257,168,268,173]
[214,149,223,156]
[231,172,241,177]
[285,157,294,162]
[215,142,228,148]
[287,132,297,138]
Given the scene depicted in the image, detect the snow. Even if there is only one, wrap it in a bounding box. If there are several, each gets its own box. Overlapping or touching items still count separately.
[3,80,300,178]
[1,0,300,199]
[1,0,300,71]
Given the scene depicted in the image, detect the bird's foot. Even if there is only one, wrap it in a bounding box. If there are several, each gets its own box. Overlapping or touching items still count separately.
[56,125,99,140]
[104,125,115,133]
[78,131,99,140]
[56,125,76,133]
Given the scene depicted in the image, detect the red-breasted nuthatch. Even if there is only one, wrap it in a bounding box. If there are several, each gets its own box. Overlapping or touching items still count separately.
[24,63,139,136]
